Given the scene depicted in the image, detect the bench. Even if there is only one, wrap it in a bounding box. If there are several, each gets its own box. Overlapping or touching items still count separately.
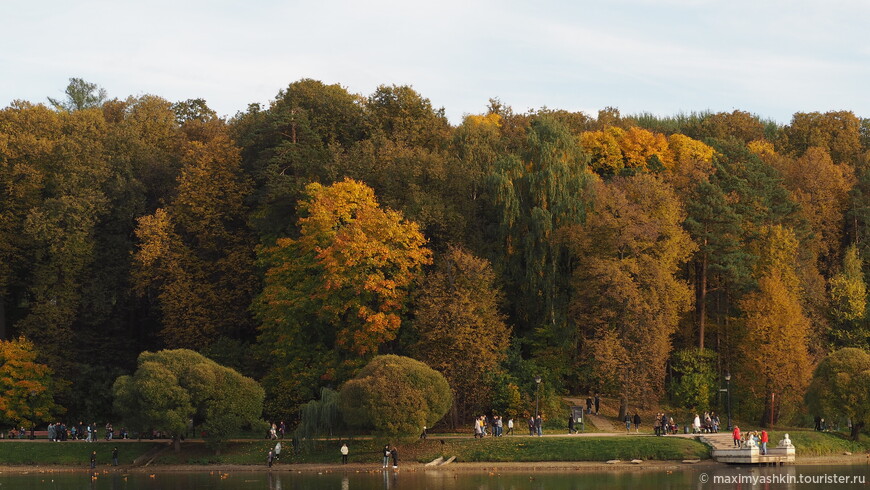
[3,430,48,439]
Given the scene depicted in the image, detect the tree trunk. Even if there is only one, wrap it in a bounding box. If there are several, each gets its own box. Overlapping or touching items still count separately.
[0,296,6,340]
[697,249,708,349]
[618,397,627,421]
[851,422,864,441]
[173,436,181,452]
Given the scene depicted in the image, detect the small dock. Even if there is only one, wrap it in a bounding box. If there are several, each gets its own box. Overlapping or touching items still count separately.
[700,432,795,465]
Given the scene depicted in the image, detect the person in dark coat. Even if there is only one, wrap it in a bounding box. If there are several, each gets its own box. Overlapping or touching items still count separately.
[632,412,641,433]
[390,447,398,468]
[568,415,575,434]
[586,397,593,414]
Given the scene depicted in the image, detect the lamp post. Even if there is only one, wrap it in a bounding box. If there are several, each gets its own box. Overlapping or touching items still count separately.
[534,376,542,419]
[725,373,732,431]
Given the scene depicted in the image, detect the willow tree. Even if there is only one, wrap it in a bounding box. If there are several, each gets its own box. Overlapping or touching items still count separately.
[567,174,696,416]
[488,115,592,379]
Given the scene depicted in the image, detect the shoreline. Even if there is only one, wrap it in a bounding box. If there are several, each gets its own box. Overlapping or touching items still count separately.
[1,454,866,474]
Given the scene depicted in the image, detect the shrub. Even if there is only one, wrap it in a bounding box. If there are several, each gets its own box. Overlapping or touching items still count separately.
[339,355,451,436]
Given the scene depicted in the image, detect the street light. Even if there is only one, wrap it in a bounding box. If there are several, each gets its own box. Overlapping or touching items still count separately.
[534,376,542,419]
[725,373,732,431]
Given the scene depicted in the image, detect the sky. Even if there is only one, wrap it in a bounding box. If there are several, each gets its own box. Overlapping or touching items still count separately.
[2,0,869,125]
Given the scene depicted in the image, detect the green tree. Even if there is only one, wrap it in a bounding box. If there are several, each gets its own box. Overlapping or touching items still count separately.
[829,244,869,348]
[488,115,592,375]
[47,77,107,112]
[113,349,264,452]
[338,355,451,436]
[412,246,510,428]
[806,348,870,440]
[231,79,367,238]
[669,348,718,410]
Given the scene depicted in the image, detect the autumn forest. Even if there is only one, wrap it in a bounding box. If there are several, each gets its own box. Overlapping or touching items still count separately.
[2,78,869,431]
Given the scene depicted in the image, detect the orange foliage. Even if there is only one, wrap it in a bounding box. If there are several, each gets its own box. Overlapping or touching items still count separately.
[0,337,62,424]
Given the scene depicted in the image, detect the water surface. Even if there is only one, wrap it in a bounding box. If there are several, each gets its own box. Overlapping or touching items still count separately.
[1,465,867,489]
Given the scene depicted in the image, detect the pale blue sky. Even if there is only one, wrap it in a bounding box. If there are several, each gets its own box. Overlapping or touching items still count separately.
[2,0,869,124]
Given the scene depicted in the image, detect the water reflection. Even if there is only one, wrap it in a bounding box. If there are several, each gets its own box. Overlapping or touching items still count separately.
[0,465,867,489]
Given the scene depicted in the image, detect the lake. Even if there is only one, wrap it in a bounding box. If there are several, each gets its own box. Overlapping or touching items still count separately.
[0,465,867,489]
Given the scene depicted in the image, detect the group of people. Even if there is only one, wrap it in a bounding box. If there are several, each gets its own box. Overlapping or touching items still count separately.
[266,421,286,440]
[266,441,282,467]
[584,394,600,415]
[623,411,721,435]
[382,444,398,468]
[731,426,770,455]
[5,422,128,441]
[88,447,121,468]
[690,412,721,434]
[653,413,678,435]
[623,412,642,432]
[473,415,511,437]
[472,413,544,437]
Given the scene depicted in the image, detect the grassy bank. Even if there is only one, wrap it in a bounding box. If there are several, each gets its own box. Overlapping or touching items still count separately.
[151,435,710,465]
[768,430,870,457]
[0,442,163,465]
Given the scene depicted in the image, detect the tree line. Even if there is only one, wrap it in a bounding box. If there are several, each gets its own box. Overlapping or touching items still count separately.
[2,77,870,431]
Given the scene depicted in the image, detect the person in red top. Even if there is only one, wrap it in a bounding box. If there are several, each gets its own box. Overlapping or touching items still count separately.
[760,430,768,455]
[732,426,741,447]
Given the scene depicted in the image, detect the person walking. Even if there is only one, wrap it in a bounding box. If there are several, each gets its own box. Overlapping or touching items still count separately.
[507,417,514,435]
[383,445,391,468]
[340,443,349,464]
[568,415,575,434]
[632,412,641,433]
[732,426,741,448]
[760,430,768,455]
[112,447,119,466]
[528,416,535,436]
[535,414,543,436]
[624,413,631,433]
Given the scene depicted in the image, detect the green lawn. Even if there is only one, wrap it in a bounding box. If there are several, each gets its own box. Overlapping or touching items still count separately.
[0,441,163,465]
[768,430,870,457]
[149,435,710,465]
